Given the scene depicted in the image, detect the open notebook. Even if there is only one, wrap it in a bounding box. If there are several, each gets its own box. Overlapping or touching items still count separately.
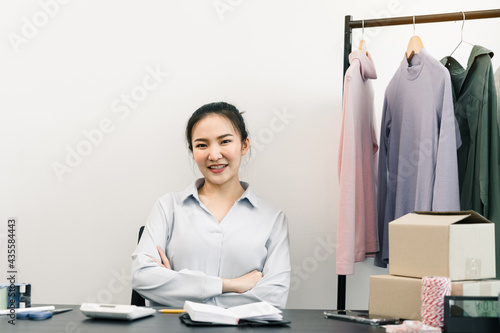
[183,300,283,325]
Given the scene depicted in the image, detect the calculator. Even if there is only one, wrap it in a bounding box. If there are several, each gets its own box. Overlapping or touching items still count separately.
[80,303,156,321]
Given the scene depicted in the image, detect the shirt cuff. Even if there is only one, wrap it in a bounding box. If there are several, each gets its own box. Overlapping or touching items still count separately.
[203,276,223,300]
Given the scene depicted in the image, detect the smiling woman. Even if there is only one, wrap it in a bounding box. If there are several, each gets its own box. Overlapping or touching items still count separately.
[131,102,291,309]
[188,103,250,200]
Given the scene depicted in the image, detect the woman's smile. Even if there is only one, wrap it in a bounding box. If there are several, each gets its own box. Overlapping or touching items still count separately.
[208,164,228,173]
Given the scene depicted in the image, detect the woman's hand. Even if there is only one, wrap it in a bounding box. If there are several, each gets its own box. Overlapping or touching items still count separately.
[149,246,171,269]
[222,270,263,294]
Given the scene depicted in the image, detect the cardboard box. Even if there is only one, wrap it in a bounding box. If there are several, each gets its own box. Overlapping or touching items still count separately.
[451,279,500,296]
[389,211,495,281]
[369,275,500,320]
[369,275,422,320]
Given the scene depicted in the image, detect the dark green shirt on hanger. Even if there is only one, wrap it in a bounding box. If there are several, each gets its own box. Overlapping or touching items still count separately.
[441,45,500,278]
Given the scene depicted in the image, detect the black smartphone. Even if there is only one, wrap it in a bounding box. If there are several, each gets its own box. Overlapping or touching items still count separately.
[323,310,401,326]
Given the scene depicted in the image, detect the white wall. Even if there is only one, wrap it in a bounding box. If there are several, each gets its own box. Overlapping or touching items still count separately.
[1,0,499,310]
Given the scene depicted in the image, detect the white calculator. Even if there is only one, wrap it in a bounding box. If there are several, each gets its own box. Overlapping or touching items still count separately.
[80,303,156,321]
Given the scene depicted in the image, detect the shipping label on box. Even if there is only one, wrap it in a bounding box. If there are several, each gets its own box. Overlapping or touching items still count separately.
[389,211,495,281]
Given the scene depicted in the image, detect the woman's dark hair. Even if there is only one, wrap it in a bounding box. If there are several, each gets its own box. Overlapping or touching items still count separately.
[186,102,249,152]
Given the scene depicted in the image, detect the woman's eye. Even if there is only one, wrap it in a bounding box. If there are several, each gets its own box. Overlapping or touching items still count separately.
[195,143,207,148]
[221,139,231,144]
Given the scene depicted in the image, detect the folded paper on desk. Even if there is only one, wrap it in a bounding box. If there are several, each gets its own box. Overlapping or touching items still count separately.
[183,300,283,325]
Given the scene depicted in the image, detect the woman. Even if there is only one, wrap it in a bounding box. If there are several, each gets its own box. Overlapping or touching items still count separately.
[131,102,291,308]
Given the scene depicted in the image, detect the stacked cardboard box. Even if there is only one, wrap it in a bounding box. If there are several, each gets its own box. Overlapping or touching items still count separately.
[369,211,498,320]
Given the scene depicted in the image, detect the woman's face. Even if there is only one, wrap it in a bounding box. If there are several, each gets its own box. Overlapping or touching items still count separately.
[191,114,249,187]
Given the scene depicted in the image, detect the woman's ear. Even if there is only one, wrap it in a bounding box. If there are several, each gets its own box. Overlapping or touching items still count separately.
[241,138,250,156]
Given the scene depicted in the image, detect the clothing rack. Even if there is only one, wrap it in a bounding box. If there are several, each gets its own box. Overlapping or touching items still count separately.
[339,8,500,311]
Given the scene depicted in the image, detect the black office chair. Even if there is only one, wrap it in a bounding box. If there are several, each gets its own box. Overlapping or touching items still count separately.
[131,226,146,306]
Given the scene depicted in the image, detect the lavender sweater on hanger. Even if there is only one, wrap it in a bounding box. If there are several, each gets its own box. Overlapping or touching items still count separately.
[374,47,461,268]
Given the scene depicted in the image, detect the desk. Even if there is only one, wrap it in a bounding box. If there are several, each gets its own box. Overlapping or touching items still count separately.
[1,305,386,332]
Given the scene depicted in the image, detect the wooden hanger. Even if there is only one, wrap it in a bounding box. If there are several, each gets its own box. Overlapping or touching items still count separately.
[358,40,366,51]
[406,16,423,63]
[358,20,367,52]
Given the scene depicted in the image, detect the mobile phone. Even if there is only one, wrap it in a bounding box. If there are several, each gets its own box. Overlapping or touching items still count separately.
[323,310,401,326]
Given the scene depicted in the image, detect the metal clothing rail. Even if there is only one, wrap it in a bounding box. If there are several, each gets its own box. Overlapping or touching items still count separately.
[343,9,500,74]
[338,8,500,311]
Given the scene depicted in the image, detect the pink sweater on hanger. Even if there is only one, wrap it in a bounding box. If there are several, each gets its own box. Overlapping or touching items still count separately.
[337,50,379,275]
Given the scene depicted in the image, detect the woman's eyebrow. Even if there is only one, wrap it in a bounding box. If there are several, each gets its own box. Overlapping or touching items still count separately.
[194,134,233,142]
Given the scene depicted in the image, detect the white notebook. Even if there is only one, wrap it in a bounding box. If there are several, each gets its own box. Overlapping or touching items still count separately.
[183,300,282,325]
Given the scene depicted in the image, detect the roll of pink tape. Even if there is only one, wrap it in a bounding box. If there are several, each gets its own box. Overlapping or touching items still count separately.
[421,276,451,328]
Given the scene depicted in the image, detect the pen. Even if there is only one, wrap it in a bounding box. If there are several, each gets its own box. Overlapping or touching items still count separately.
[0,306,55,315]
[52,308,74,315]
[159,309,185,314]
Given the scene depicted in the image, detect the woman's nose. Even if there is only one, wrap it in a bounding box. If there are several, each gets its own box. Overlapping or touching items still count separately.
[208,146,222,161]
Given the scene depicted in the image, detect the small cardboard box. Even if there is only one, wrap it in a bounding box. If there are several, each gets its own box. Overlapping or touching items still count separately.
[389,211,495,281]
[369,275,500,321]
[369,275,422,320]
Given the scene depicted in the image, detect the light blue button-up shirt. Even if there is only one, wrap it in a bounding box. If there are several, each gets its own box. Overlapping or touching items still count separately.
[131,179,291,308]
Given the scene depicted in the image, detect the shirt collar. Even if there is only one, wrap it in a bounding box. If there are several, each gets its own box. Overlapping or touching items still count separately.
[348,49,377,81]
[401,47,427,81]
[441,44,494,73]
[466,45,494,69]
[440,45,494,98]
[180,178,258,208]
